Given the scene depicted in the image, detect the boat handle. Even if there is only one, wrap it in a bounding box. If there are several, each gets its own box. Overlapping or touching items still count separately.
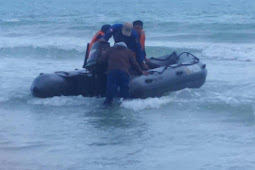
[55,71,69,76]
[176,71,183,76]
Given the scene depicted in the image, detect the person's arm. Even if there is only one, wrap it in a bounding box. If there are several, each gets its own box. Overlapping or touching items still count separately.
[142,45,147,62]
[132,31,144,64]
[88,31,98,52]
[142,32,147,60]
[129,50,144,75]
[96,33,103,40]
[143,49,147,60]
[101,24,122,41]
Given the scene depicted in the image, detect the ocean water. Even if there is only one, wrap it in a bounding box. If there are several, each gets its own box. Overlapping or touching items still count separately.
[1,0,255,169]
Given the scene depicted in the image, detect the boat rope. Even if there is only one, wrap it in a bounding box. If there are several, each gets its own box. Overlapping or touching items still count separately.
[148,52,200,75]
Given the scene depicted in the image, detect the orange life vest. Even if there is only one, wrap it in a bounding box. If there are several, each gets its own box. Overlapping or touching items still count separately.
[140,30,145,50]
[88,30,105,53]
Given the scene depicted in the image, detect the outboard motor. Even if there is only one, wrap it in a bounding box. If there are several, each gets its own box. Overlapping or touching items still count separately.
[83,41,110,96]
[84,41,110,73]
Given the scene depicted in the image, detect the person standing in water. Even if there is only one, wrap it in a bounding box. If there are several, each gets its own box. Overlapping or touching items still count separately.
[99,42,148,105]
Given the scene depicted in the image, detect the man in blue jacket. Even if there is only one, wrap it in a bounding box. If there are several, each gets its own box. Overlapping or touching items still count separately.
[101,23,149,70]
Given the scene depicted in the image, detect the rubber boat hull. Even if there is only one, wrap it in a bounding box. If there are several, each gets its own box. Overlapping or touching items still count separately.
[31,53,207,98]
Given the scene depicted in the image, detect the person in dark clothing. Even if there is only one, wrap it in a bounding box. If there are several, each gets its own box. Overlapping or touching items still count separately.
[133,20,146,60]
[101,23,149,70]
[133,20,159,69]
[99,42,148,105]
[88,24,111,53]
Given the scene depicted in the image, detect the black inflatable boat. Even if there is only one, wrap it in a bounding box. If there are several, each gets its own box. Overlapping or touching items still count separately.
[31,42,207,98]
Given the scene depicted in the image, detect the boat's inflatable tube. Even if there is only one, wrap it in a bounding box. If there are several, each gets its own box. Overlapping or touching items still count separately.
[129,62,206,98]
[31,70,95,98]
[31,42,207,98]
[129,52,207,98]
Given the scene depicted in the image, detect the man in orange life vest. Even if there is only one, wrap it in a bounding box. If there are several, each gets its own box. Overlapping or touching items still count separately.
[133,20,159,69]
[88,24,111,53]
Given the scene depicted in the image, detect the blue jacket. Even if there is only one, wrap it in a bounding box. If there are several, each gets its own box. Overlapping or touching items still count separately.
[102,24,144,63]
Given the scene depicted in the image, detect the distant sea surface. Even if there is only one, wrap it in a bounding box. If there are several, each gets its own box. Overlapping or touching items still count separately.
[1,0,255,169]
